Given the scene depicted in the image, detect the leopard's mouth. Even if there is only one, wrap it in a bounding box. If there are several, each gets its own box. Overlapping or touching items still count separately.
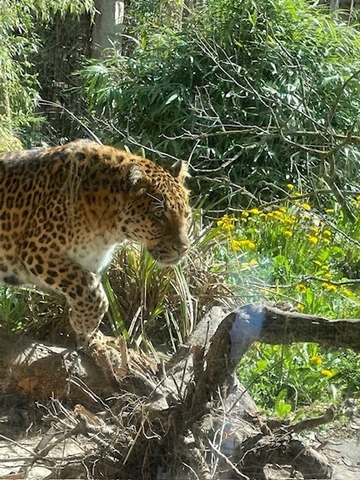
[149,248,187,266]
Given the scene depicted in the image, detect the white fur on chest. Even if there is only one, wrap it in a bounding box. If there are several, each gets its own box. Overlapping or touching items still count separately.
[68,240,119,274]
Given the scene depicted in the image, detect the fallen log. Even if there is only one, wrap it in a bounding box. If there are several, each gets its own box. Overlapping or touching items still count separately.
[1,303,359,401]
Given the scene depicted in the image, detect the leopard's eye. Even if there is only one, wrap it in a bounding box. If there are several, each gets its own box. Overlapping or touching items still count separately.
[153,209,164,219]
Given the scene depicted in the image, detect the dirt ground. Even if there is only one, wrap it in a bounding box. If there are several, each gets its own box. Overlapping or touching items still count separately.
[323,438,360,480]
[302,409,360,480]
[0,394,359,480]
[1,434,359,480]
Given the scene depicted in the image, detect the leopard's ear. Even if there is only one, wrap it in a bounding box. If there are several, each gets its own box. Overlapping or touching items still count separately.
[124,164,146,193]
[169,160,189,183]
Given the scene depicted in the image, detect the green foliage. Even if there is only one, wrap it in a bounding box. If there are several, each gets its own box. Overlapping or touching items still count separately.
[0,0,93,141]
[0,287,29,332]
[213,194,360,413]
[80,0,360,203]
[127,0,183,34]
[0,3,38,130]
[214,194,360,316]
[238,342,347,415]
[0,129,23,150]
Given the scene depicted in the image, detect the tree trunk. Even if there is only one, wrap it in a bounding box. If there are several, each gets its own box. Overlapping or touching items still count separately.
[91,0,125,58]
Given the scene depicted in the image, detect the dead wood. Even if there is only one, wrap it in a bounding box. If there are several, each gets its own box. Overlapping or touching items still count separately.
[0,302,353,478]
[246,303,360,352]
[0,328,115,402]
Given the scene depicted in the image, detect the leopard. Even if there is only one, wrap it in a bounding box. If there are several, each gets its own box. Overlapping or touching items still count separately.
[0,140,190,349]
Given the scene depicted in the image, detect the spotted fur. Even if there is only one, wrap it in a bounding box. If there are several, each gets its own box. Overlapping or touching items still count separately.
[0,140,190,339]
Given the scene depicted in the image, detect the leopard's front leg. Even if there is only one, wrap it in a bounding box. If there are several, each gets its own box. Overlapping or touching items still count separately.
[26,255,108,339]
[22,253,126,385]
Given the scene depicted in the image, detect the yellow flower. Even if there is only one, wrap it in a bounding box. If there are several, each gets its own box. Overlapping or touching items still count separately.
[301,203,311,211]
[249,208,259,215]
[308,236,318,245]
[323,230,331,237]
[287,184,294,190]
[314,260,322,267]
[322,238,330,244]
[321,369,334,378]
[310,355,322,365]
[230,239,241,251]
[285,215,296,225]
[231,239,256,251]
[284,230,293,237]
[279,207,287,213]
[296,303,304,311]
[217,215,236,231]
[324,272,332,279]
[325,208,334,214]
[295,283,307,293]
[246,240,256,249]
[342,288,352,297]
[273,210,285,221]
[322,282,337,292]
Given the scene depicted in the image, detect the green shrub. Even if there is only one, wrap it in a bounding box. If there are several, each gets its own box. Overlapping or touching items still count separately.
[80,0,360,204]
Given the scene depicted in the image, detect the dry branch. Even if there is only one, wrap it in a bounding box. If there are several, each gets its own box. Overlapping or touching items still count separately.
[236,303,360,352]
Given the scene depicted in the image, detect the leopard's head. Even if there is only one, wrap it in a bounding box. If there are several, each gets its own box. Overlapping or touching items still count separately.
[121,158,191,265]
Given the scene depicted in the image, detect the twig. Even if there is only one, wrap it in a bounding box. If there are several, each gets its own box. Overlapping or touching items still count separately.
[0,434,34,456]
[304,275,360,287]
[38,99,102,145]
[192,424,250,480]
[327,69,360,127]
[31,418,88,466]
[285,407,335,434]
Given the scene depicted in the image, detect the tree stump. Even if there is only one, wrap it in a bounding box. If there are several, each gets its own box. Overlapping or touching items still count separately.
[1,303,357,479]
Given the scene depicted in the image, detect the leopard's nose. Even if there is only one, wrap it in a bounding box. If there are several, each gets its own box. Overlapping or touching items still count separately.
[173,240,189,255]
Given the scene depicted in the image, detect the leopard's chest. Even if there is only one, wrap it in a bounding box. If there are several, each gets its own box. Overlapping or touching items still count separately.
[68,239,119,274]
